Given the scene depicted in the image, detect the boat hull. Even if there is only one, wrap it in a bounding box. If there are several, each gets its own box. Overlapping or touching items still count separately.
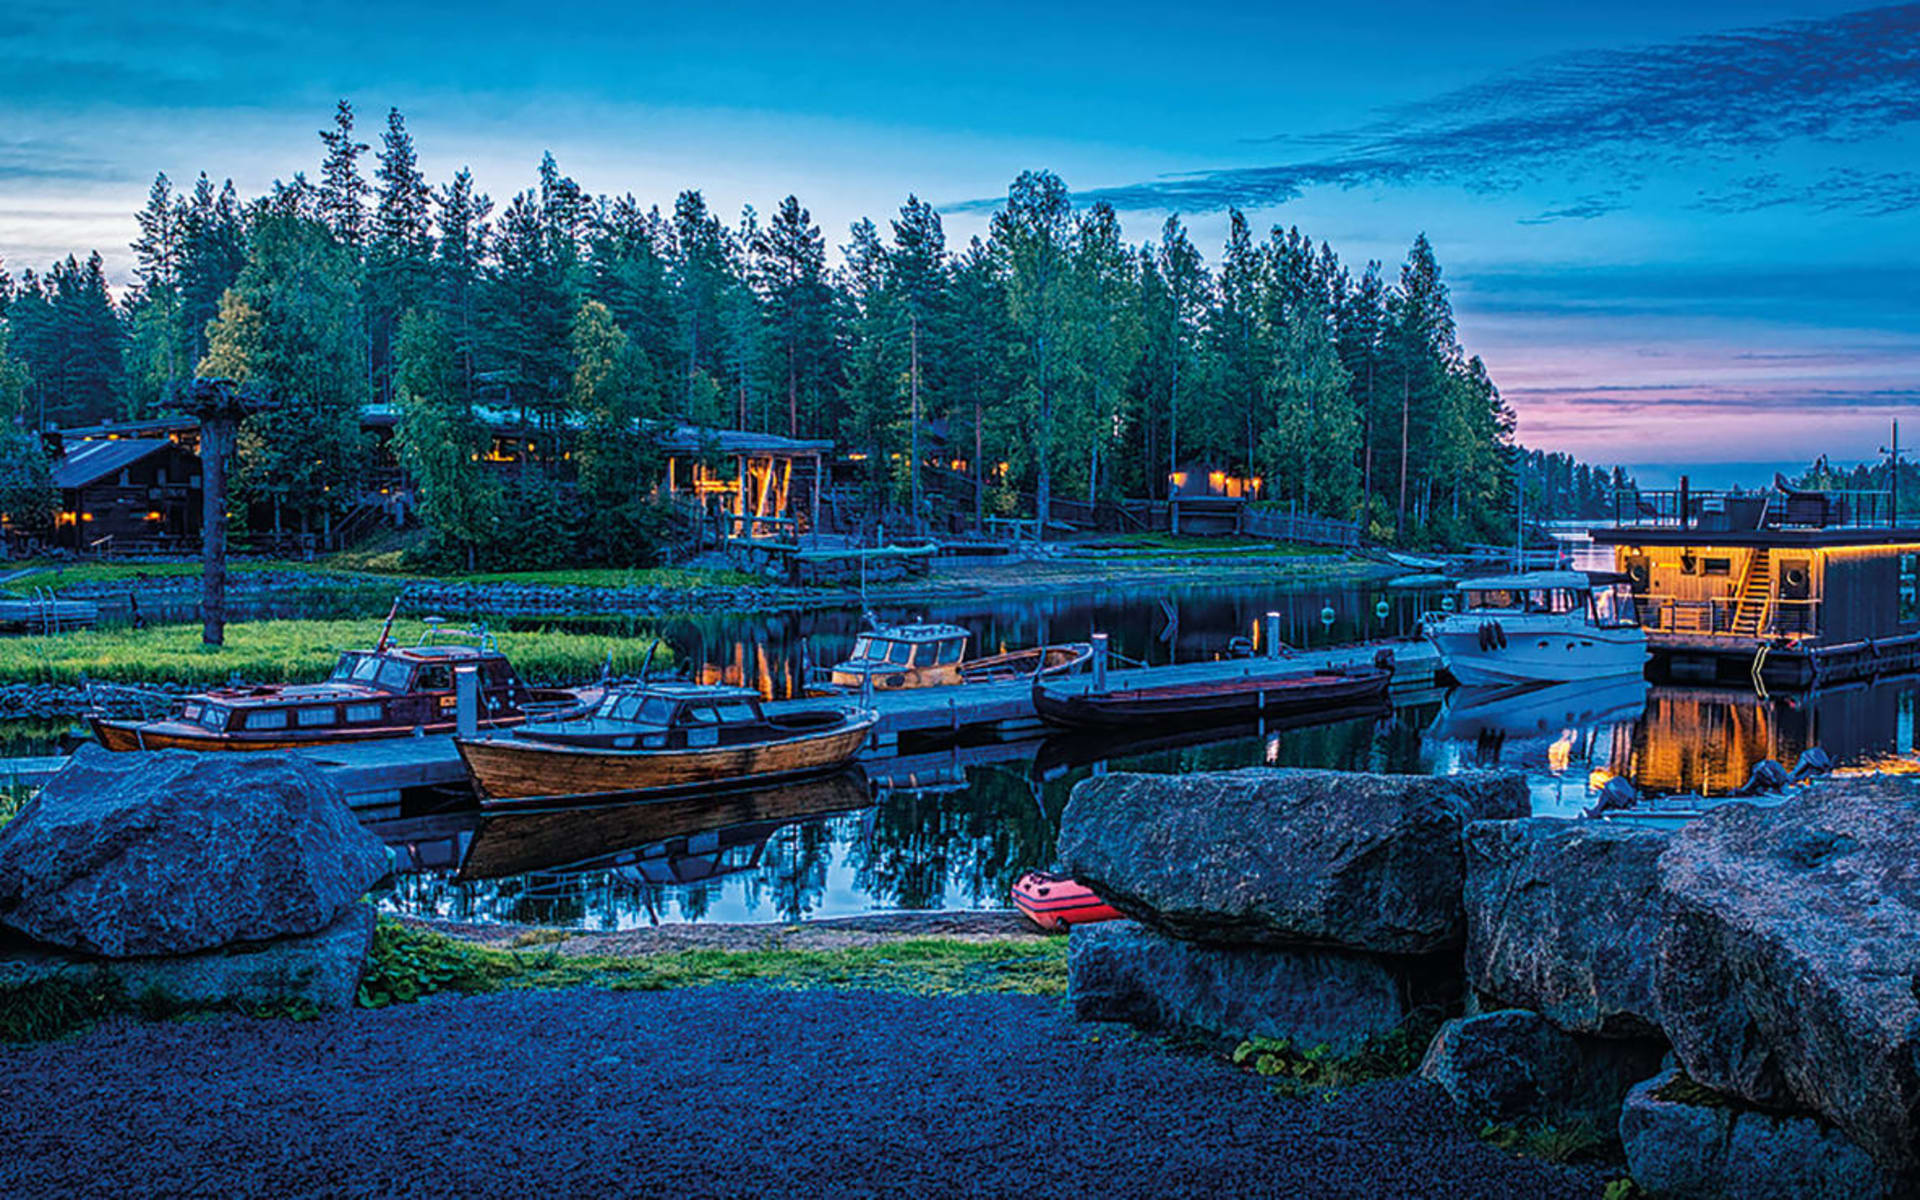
[1031,667,1391,731]
[1426,618,1648,686]
[88,711,552,753]
[1011,870,1124,931]
[457,712,877,807]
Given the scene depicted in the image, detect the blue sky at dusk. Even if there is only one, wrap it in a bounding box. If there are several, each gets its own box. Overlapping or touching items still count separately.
[3,1,1916,477]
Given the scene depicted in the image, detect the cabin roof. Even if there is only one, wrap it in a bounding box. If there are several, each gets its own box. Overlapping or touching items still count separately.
[1458,570,1611,591]
[385,645,501,662]
[1588,526,1920,549]
[613,682,761,703]
[50,438,175,489]
[656,425,834,456]
[864,622,968,642]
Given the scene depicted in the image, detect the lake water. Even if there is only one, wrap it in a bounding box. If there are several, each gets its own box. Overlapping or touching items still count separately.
[11,572,1915,928]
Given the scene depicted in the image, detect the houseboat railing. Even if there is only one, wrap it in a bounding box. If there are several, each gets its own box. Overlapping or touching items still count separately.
[1609,488,1897,531]
[1637,595,1820,639]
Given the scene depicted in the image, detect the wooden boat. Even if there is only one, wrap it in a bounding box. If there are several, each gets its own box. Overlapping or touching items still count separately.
[456,683,877,807]
[1031,655,1393,731]
[827,621,1091,691]
[89,621,590,752]
[1011,870,1124,931]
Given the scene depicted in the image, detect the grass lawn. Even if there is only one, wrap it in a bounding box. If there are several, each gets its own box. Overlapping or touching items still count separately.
[0,619,671,686]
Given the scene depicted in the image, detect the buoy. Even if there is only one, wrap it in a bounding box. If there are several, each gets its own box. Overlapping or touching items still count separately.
[1441,595,1456,612]
[1374,598,1390,621]
[1320,604,1336,628]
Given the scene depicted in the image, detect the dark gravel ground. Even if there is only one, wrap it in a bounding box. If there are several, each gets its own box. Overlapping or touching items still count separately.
[1,988,1611,1199]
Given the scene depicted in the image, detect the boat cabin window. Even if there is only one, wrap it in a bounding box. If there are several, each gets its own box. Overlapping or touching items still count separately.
[1465,589,1520,611]
[350,656,383,683]
[935,637,965,664]
[181,702,202,722]
[198,705,229,731]
[886,640,913,666]
[345,702,383,724]
[597,695,679,726]
[244,709,289,731]
[296,707,336,727]
[681,701,760,725]
[375,658,416,692]
[417,664,453,691]
[849,635,880,662]
[330,654,363,682]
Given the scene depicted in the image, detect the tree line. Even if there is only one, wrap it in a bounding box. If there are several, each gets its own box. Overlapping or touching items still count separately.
[0,100,1625,563]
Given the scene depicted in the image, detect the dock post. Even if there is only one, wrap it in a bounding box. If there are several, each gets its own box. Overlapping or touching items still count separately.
[1265,611,1281,658]
[1091,633,1109,692]
[455,666,479,738]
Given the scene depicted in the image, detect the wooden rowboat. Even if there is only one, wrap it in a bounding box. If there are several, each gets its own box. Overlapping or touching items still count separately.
[1031,656,1393,731]
[456,682,877,808]
[827,621,1091,691]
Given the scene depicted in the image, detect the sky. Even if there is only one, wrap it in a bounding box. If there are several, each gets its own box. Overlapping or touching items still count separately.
[2,0,1916,480]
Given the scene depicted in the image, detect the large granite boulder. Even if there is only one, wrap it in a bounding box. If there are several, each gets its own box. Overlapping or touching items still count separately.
[0,747,390,957]
[1653,778,1920,1180]
[1068,921,1411,1053]
[1417,1008,1664,1127]
[1619,1068,1892,1200]
[1463,819,1667,1037]
[1059,768,1528,955]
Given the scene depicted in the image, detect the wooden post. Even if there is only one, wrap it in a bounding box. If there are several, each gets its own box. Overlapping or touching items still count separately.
[1266,611,1281,659]
[1091,632,1109,693]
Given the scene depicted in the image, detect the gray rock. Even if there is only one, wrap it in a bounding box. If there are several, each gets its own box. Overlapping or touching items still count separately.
[1417,1008,1664,1127]
[1463,819,1667,1037]
[1059,768,1528,955]
[1653,777,1920,1180]
[1068,921,1407,1053]
[0,746,390,957]
[0,904,376,1013]
[1619,1068,1892,1200]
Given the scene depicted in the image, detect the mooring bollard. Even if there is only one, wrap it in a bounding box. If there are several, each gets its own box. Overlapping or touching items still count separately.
[1265,611,1282,659]
[1091,632,1109,692]
[455,665,479,738]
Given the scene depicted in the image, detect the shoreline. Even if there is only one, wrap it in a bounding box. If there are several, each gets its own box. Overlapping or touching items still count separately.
[409,909,1051,956]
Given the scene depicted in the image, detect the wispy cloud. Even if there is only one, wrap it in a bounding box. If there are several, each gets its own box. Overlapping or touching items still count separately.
[1010,4,1920,217]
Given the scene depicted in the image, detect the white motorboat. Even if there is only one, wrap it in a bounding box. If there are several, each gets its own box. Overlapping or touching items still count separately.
[1423,570,1649,685]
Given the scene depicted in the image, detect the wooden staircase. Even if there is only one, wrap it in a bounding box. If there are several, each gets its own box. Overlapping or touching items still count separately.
[1731,550,1773,637]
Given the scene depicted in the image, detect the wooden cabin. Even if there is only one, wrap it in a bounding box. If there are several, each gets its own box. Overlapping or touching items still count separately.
[657,426,834,550]
[1589,479,1920,687]
[1167,463,1262,535]
[47,433,202,553]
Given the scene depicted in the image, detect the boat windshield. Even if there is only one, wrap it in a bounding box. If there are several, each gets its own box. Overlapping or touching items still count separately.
[329,654,362,681]
[350,656,383,683]
[1591,582,1641,629]
[374,658,416,691]
[596,694,679,726]
[848,635,882,662]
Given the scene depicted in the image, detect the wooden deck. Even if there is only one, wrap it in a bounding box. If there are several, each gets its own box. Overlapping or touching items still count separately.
[4,640,1439,810]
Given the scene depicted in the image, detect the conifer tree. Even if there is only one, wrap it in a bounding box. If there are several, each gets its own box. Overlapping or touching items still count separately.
[317,100,371,248]
[991,170,1076,540]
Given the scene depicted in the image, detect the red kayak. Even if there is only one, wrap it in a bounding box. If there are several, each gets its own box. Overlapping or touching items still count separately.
[1011,870,1124,931]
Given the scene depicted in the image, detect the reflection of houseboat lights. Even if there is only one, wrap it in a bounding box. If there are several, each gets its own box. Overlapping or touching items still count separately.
[1547,731,1576,773]
[1265,734,1280,765]
[1587,768,1614,791]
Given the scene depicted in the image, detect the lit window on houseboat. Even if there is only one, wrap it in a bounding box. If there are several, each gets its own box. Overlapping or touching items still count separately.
[345,703,383,723]
[244,709,290,731]
[296,707,336,727]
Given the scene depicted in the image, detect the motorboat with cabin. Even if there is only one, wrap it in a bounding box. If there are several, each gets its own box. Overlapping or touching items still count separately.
[455,682,877,807]
[826,621,1091,692]
[88,620,592,752]
[1423,570,1648,686]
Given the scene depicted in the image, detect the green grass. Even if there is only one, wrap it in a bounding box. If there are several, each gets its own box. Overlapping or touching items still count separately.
[0,619,672,686]
[0,784,31,828]
[434,567,763,589]
[359,920,1068,1009]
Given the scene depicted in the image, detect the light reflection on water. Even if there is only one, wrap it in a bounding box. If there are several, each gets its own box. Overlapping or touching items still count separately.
[372,674,1920,929]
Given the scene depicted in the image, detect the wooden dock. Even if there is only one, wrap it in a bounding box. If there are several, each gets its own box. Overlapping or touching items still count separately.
[5,639,1438,811]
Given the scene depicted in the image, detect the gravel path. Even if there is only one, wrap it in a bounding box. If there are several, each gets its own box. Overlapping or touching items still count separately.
[1,988,1609,1199]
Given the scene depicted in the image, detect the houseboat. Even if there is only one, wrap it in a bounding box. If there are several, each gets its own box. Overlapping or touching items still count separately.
[89,622,591,752]
[455,683,876,807]
[826,622,1091,691]
[1422,570,1648,685]
[1588,476,1920,688]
